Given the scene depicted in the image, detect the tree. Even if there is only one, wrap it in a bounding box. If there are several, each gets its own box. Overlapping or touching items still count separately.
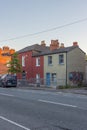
[7,52,22,74]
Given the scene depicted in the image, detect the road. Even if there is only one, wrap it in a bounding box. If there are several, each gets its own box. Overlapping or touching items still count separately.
[0,87,87,130]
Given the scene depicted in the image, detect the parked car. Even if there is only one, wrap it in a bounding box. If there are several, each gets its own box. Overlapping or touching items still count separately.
[0,74,17,87]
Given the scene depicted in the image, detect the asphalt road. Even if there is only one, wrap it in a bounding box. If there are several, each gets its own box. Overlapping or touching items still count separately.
[0,87,87,130]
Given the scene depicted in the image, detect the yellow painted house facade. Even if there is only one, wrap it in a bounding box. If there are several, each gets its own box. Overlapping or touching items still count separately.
[44,45,86,87]
[44,53,66,86]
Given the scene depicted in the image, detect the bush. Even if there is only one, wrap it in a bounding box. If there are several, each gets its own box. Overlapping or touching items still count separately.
[57,85,79,89]
[57,85,72,89]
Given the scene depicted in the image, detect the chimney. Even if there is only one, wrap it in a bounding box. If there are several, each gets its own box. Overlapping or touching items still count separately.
[60,43,64,48]
[41,40,46,47]
[73,42,78,46]
[50,40,59,51]
[3,46,9,51]
[10,49,15,54]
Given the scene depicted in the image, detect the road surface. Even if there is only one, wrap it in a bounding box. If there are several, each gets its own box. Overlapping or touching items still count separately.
[0,87,87,130]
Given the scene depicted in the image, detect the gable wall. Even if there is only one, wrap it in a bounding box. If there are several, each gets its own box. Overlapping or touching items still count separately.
[67,48,86,84]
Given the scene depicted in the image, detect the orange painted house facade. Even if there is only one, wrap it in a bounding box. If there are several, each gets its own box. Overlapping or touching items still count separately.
[0,46,15,75]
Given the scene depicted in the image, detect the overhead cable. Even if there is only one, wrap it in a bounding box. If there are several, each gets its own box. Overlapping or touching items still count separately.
[0,17,87,42]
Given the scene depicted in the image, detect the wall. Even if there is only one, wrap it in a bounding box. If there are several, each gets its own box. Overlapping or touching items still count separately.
[32,56,44,79]
[67,47,86,85]
[18,51,33,79]
[18,51,44,79]
[44,53,66,86]
[0,46,15,74]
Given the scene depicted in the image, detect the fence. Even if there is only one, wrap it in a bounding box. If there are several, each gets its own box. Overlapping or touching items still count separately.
[17,78,66,88]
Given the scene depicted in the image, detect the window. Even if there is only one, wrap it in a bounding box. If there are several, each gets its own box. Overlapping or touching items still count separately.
[59,54,64,64]
[48,56,52,65]
[36,74,40,79]
[51,73,56,82]
[36,74,40,83]
[22,56,25,67]
[36,57,40,66]
[22,70,26,79]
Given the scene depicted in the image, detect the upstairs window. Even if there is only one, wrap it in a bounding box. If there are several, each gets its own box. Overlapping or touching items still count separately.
[48,56,52,65]
[36,57,40,66]
[22,56,25,67]
[59,54,64,64]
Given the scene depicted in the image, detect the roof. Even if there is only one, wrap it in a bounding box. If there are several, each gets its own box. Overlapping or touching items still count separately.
[33,45,82,56]
[17,44,85,56]
[17,44,50,54]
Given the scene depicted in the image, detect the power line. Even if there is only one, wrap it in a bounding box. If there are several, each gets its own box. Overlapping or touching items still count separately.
[0,17,87,42]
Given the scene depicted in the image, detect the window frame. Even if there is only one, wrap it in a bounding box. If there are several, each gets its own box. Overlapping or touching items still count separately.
[48,56,52,65]
[22,56,25,67]
[59,54,64,64]
[36,74,40,83]
[36,57,40,66]
[51,73,57,82]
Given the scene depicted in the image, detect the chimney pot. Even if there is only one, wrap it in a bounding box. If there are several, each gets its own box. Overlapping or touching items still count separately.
[60,43,64,48]
[73,42,78,46]
[41,40,46,46]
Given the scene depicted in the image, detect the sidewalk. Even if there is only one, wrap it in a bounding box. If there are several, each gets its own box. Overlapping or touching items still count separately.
[17,86,87,95]
[58,87,87,95]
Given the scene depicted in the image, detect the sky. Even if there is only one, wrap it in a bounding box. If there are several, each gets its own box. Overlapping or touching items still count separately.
[0,0,87,53]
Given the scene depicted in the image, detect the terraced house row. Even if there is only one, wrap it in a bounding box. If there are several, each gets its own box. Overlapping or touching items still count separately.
[17,40,86,87]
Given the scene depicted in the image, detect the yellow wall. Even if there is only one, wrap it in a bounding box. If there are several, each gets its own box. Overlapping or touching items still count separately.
[44,53,66,86]
[44,47,86,86]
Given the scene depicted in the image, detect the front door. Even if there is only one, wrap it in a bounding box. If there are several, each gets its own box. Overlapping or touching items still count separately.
[46,73,50,86]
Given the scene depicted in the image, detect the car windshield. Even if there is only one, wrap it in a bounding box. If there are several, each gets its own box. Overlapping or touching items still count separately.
[1,74,7,79]
[1,74,17,80]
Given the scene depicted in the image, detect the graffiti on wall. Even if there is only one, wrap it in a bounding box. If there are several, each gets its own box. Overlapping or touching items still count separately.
[69,72,83,84]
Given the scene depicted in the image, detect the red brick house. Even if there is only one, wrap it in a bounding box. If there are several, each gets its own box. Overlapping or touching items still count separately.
[17,41,49,80]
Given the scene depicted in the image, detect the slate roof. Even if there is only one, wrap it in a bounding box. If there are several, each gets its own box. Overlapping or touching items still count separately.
[32,46,81,56]
[17,44,50,54]
[17,44,85,56]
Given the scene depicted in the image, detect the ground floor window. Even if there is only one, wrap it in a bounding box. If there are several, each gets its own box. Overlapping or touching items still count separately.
[69,72,83,84]
[22,70,26,79]
[36,74,40,83]
[46,73,57,86]
[51,73,57,82]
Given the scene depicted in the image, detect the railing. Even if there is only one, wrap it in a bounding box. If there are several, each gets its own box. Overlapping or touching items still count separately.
[17,78,66,88]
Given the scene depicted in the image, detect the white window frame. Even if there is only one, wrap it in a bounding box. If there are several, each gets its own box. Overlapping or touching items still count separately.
[36,57,40,66]
[22,56,25,67]
[36,74,40,83]
[51,73,57,82]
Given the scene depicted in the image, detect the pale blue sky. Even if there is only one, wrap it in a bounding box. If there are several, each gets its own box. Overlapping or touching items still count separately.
[0,0,87,52]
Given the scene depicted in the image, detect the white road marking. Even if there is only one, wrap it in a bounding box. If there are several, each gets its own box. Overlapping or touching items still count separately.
[0,93,14,97]
[38,99,77,108]
[0,116,31,130]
